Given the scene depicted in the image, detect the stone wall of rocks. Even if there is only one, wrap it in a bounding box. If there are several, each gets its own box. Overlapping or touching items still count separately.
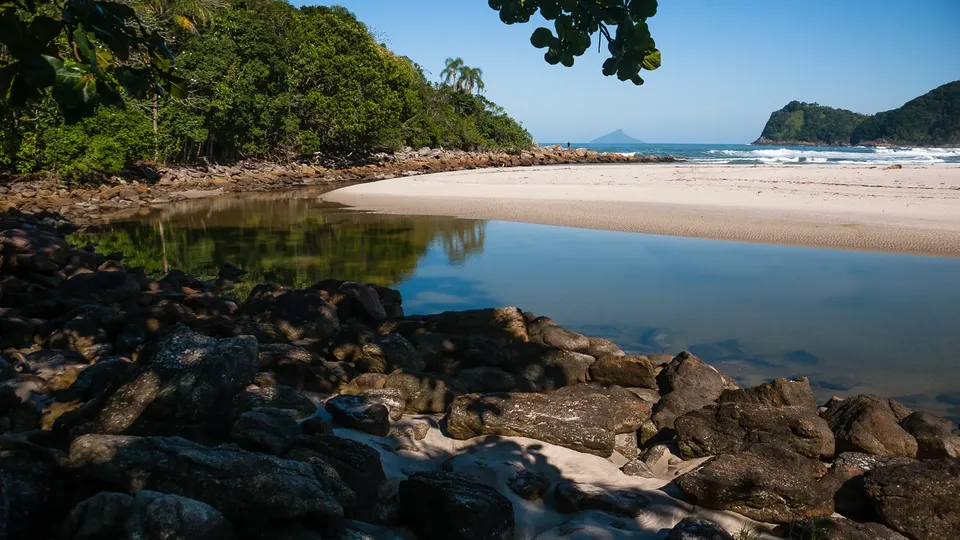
[1,209,957,540]
[1,146,680,226]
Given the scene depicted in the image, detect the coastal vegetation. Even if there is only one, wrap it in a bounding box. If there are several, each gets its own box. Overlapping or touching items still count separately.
[0,2,532,180]
[756,80,960,146]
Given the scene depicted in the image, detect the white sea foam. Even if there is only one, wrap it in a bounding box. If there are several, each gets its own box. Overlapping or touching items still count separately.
[702,146,960,165]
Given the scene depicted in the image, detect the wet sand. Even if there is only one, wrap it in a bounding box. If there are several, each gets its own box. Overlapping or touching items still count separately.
[323,164,960,257]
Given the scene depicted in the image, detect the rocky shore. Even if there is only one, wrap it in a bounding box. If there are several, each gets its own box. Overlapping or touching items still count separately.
[0,146,678,227]
[2,208,959,540]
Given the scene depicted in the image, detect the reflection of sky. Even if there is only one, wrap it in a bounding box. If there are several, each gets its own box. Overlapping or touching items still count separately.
[397,220,960,422]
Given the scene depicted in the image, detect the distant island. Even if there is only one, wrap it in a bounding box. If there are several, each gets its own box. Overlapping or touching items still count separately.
[591,129,644,144]
[754,80,959,147]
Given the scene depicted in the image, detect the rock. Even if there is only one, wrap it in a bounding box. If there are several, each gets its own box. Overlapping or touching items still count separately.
[231,407,301,455]
[621,459,657,478]
[64,490,232,540]
[777,517,909,540]
[256,343,316,389]
[237,384,318,419]
[392,421,430,441]
[718,377,818,410]
[445,385,650,457]
[54,356,133,402]
[900,411,960,458]
[69,434,346,521]
[554,481,650,517]
[864,458,960,540]
[45,305,125,360]
[87,324,258,440]
[583,336,625,358]
[385,370,464,413]
[59,271,141,305]
[401,307,528,345]
[526,317,591,352]
[242,286,339,341]
[507,469,551,500]
[589,355,657,389]
[675,402,835,459]
[0,316,35,348]
[399,472,514,540]
[325,394,391,436]
[665,518,734,540]
[640,444,675,478]
[653,352,726,429]
[356,333,424,373]
[285,434,390,523]
[615,431,639,460]
[821,394,918,457]
[0,450,74,539]
[328,281,388,323]
[299,409,334,436]
[455,366,518,393]
[674,445,834,523]
[825,452,918,521]
[341,373,388,394]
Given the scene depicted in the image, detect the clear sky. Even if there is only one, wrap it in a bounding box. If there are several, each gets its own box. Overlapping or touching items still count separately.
[300,0,960,144]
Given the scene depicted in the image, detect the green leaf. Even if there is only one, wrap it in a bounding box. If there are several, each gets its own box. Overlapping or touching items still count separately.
[629,0,658,19]
[73,28,93,61]
[530,27,553,49]
[28,16,62,47]
[539,2,561,19]
[544,49,560,65]
[19,54,57,88]
[559,52,574,67]
[641,49,661,70]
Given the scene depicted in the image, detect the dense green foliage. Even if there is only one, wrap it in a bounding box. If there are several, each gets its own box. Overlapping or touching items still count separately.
[851,81,960,146]
[756,101,868,145]
[492,0,660,85]
[0,1,532,180]
[758,81,960,146]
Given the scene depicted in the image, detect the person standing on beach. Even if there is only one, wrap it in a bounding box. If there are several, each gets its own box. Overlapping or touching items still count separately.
[567,142,571,149]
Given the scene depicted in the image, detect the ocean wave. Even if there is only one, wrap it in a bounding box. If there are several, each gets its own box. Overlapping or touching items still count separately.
[703,146,959,164]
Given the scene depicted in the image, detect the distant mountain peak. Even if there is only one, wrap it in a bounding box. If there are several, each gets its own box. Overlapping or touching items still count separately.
[591,129,643,144]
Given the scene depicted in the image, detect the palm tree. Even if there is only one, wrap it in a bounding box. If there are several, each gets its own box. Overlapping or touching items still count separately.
[459,66,485,94]
[440,57,464,88]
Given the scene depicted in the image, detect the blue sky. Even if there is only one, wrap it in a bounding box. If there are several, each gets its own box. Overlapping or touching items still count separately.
[302,1,960,144]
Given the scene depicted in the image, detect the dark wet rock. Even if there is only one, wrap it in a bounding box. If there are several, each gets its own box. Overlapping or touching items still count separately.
[329,281,388,323]
[64,490,232,540]
[298,409,334,436]
[508,469,551,500]
[236,385,318,419]
[584,336,625,358]
[824,452,918,521]
[306,361,350,394]
[329,323,377,363]
[44,305,126,361]
[589,355,657,389]
[356,333,424,374]
[399,471,514,540]
[399,307,528,345]
[864,458,960,540]
[900,411,960,458]
[1,228,71,265]
[231,407,301,455]
[69,434,346,520]
[777,516,909,540]
[258,342,315,373]
[526,316,591,352]
[674,402,835,459]
[385,369,464,414]
[183,291,237,317]
[621,459,657,478]
[653,352,726,429]
[241,286,339,341]
[554,481,650,517]
[0,450,75,539]
[59,271,141,305]
[455,366,518,393]
[135,300,196,334]
[88,324,258,440]
[674,444,834,523]
[445,384,650,457]
[718,376,817,409]
[821,394,918,457]
[325,394,391,436]
[665,518,734,540]
[287,435,389,523]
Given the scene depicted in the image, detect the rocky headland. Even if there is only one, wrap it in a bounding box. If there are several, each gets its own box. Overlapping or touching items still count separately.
[1,208,959,540]
[0,146,678,227]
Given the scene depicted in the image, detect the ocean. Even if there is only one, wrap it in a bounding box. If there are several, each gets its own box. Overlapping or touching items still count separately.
[544,142,960,165]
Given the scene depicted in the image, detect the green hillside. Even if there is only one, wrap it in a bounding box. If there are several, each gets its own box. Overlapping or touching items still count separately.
[754,102,868,146]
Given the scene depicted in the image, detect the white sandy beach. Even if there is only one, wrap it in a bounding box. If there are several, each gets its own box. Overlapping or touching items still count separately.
[323,164,960,256]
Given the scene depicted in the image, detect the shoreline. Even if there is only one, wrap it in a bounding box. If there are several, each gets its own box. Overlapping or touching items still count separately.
[323,163,960,257]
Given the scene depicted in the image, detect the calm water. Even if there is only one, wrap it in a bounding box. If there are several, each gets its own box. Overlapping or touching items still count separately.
[545,142,960,165]
[81,191,960,422]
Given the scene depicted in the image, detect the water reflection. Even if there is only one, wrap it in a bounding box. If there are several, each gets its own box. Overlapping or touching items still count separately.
[80,192,960,423]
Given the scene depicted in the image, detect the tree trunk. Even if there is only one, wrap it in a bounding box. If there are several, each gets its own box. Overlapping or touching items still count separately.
[152,92,159,162]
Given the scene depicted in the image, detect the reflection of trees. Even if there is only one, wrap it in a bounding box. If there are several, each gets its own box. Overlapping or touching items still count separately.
[73,195,487,293]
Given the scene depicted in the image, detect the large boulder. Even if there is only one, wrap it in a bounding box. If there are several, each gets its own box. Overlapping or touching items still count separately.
[445,384,650,457]
[385,370,464,413]
[525,316,591,352]
[665,518,734,540]
[718,377,817,410]
[824,452,918,521]
[44,305,126,361]
[508,345,595,391]
[324,394,391,437]
[653,352,726,429]
[777,517,909,540]
[554,481,650,517]
[399,472,514,540]
[864,458,960,540]
[69,434,347,521]
[236,384,317,419]
[356,333,425,374]
[821,395,918,457]
[674,444,834,523]
[64,490,232,540]
[674,402,835,459]
[58,271,141,305]
[230,407,301,455]
[88,324,258,440]
[455,367,518,393]
[589,355,657,389]
[0,451,76,539]
[397,307,528,345]
[241,286,339,341]
[900,411,960,458]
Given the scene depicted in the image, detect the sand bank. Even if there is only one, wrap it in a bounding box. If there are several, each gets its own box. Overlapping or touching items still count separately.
[323,164,960,256]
